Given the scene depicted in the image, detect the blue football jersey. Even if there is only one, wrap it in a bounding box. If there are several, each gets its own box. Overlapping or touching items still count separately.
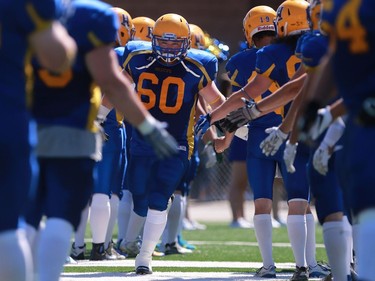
[322,0,375,114]
[300,32,328,70]
[255,40,301,116]
[256,42,301,88]
[226,48,282,127]
[32,0,118,132]
[0,0,57,107]
[121,40,218,157]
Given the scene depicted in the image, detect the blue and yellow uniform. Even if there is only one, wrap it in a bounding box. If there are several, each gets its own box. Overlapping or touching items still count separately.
[0,0,58,231]
[322,0,375,216]
[121,40,218,216]
[94,45,128,198]
[301,32,345,224]
[249,39,309,201]
[25,0,118,229]
[226,47,282,163]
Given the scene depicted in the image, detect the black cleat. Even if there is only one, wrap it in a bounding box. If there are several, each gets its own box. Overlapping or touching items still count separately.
[136,266,152,275]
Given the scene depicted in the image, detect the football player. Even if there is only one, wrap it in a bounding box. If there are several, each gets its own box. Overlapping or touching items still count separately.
[133,16,155,42]
[0,1,76,279]
[118,13,227,274]
[196,1,320,279]
[23,1,177,280]
[300,0,375,280]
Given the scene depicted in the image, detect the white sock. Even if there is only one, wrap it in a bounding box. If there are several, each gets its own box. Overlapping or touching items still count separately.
[37,218,73,281]
[342,216,353,273]
[74,204,89,247]
[125,210,146,242]
[178,196,187,235]
[0,229,33,281]
[117,190,132,242]
[165,194,182,244]
[139,209,168,260]
[89,193,110,243]
[305,213,317,267]
[352,222,359,268]
[357,209,375,280]
[105,195,119,248]
[254,214,274,267]
[323,221,348,281]
[287,215,307,267]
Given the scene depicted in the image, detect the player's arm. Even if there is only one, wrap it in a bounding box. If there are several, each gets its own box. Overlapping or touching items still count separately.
[210,73,272,123]
[30,21,77,73]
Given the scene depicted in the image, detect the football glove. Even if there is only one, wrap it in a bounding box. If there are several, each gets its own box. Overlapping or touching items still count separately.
[308,106,333,141]
[221,98,261,133]
[312,142,331,176]
[260,126,288,156]
[142,120,178,159]
[283,141,298,173]
[195,114,211,139]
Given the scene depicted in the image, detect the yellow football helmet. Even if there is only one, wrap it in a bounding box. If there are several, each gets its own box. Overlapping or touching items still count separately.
[111,7,135,47]
[152,13,191,65]
[243,6,276,47]
[133,16,155,42]
[308,0,322,30]
[189,24,206,50]
[275,0,310,37]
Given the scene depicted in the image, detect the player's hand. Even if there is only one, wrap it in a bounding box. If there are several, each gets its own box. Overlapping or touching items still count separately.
[195,114,211,139]
[312,142,331,176]
[283,141,298,173]
[260,126,288,156]
[308,106,333,141]
[221,98,261,133]
[202,141,217,168]
[142,120,178,159]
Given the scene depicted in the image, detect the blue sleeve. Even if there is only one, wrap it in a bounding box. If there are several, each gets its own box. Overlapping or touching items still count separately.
[18,0,57,34]
[225,58,241,91]
[302,35,328,69]
[255,47,275,80]
[68,2,118,54]
[114,47,125,67]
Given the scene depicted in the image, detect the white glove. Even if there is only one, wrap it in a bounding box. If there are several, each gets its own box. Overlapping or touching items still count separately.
[137,117,178,159]
[313,142,331,176]
[283,141,298,173]
[309,106,333,140]
[202,142,217,168]
[260,126,288,156]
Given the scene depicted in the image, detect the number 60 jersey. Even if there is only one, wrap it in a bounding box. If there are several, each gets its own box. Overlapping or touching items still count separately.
[120,40,218,157]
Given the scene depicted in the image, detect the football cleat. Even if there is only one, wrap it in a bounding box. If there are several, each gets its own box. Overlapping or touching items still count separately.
[165,242,193,255]
[290,266,309,281]
[309,262,331,278]
[119,240,141,258]
[70,242,86,260]
[105,241,126,260]
[254,265,277,278]
[136,266,152,275]
[89,243,106,261]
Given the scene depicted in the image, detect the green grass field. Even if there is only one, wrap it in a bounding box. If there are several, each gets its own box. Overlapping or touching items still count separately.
[64,222,328,274]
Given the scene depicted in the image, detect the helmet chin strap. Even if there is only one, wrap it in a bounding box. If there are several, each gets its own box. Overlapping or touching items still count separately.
[284,22,288,37]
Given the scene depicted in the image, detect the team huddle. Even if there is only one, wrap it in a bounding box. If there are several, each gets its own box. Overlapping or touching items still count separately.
[0,0,374,280]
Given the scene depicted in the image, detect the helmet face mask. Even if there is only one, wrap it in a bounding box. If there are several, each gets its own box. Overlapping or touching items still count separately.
[274,0,310,37]
[308,0,322,30]
[152,13,191,66]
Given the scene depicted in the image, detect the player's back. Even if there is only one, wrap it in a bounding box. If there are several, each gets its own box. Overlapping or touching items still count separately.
[226,47,282,127]
[322,0,375,113]
[0,0,56,105]
[122,41,217,155]
[32,0,117,132]
[256,38,301,87]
